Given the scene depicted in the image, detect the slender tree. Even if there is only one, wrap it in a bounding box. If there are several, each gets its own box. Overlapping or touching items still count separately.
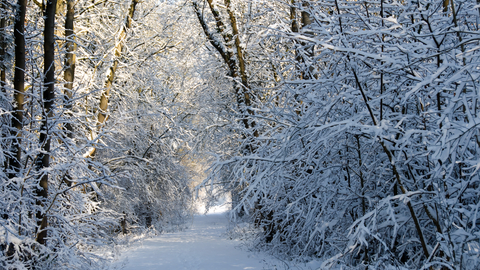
[0,0,9,171]
[192,0,257,138]
[8,0,27,179]
[35,0,57,246]
[97,0,138,128]
[0,0,6,93]
[83,0,139,159]
[64,0,75,138]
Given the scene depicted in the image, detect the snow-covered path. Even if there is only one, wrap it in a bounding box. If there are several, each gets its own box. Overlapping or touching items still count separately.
[114,212,282,270]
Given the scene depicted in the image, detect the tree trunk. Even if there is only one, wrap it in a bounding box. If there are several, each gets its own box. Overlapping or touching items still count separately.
[8,0,27,179]
[224,0,259,141]
[60,0,75,187]
[193,0,258,217]
[0,0,7,171]
[83,0,138,159]
[64,0,75,138]
[97,0,138,128]
[0,0,6,94]
[35,0,57,245]
[224,0,247,90]
[195,0,257,137]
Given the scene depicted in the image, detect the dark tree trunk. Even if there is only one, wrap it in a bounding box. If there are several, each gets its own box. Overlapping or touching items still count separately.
[61,0,76,187]
[0,0,6,93]
[0,0,8,172]
[8,0,27,180]
[35,0,57,245]
[64,0,75,138]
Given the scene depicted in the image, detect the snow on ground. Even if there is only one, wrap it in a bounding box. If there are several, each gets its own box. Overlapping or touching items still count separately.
[109,204,320,270]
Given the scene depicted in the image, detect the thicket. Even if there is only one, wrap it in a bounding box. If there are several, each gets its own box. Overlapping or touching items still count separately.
[201,0,480,268]
[0,0,196,268]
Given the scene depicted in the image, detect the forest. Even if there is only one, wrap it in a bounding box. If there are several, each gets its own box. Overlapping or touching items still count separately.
[0,0,479,269]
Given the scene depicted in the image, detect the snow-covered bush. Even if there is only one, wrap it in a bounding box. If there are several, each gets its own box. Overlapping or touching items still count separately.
[0,0,197,268]
[205,0,480,268]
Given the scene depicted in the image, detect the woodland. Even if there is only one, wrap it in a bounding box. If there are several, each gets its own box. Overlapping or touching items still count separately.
[0,0,479,269]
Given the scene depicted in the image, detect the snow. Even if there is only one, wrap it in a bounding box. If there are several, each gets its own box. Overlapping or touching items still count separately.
[110,205,305,270]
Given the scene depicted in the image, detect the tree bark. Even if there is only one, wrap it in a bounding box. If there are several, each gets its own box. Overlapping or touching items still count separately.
[192,1,229,65]
[97,0,138,128]
[60,0,75,187]
[224,0,247,90]
[83,0,139,159]
[223,0,256,136]
[83,0,140,158]
[35,0,57,245]
[8,0,27,179]
[0,0,6,94]
[0,0,7,172]
[64,0,75,139]
[195,0,257,137]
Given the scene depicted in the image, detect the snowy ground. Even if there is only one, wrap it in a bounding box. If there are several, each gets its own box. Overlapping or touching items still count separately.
[109,205,321,270]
